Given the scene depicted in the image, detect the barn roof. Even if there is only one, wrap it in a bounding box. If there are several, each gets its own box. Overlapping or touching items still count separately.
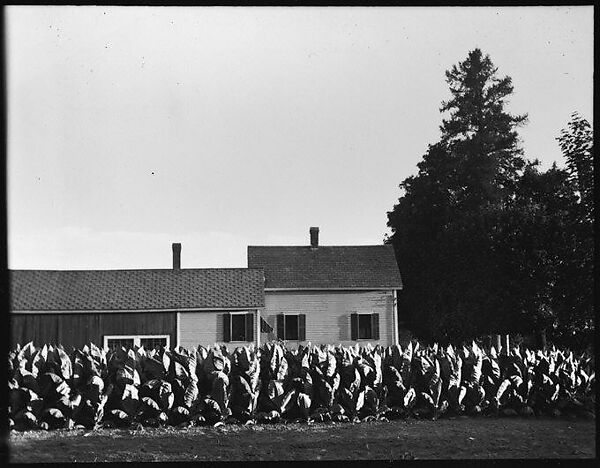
[9,268,265,312]
[247,245,402,290]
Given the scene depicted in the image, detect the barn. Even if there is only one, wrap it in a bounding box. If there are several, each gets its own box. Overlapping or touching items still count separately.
[9,244,265,350]
[248,227,404,347]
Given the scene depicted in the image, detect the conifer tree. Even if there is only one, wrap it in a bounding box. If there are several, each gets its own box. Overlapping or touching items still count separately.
[387,49,529,342]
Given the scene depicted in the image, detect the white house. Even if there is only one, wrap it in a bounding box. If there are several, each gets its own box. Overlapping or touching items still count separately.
[248,227,403,347]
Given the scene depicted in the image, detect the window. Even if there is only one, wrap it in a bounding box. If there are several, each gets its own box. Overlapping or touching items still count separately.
[106,338,135,350]
[140,337,168,350]
[358,314,372,340]
[231,314,247,342]
[285,315,299,340]
[103,335,170,350]
[223,312,255,342]
[350,313,380,341]
[276,314,306,341]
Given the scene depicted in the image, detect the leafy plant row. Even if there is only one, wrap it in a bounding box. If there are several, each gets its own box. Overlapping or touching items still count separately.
[8,340,595,431]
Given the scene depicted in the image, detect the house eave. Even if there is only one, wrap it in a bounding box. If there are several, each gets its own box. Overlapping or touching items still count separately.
[11,306,264,314]
[264,287,402,292]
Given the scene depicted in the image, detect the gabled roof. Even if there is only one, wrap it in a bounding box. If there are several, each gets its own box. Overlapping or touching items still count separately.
[247,245,402,290]
[10,268,265,312]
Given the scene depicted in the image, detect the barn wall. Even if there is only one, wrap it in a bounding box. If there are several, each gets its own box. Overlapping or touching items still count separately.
[10,312,176,349]
[261,290,395,347]
[179,310,259,351]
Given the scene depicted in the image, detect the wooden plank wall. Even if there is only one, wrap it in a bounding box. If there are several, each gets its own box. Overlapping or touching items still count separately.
[10,312,177,349]
[262,290,395,348]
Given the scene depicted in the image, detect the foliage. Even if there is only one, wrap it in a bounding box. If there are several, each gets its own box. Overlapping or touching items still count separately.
[557,113,593,223]
[8,340,595,431]
[439,48,527,201]
[386,49,593,347]
[550,113,594,348]
[387,49,528,341]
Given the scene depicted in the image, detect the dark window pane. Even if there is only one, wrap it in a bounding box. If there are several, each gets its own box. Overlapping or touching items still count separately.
[358,315,372,339]
[285,315,299,340]
[140,337,167,350]
[231,314,247,341]
[107,338,134,350]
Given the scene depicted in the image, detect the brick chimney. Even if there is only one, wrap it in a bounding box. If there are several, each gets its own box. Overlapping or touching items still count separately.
[172,243,181,269]
[309,227,319,248]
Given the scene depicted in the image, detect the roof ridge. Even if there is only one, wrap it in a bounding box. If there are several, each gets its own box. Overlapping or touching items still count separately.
[247,244,391,248]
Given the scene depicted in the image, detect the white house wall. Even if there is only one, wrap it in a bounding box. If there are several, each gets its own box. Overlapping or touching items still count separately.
[178,310,260,351]
[261,290,395,347]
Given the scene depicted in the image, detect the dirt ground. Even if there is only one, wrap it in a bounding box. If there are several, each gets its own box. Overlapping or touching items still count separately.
[8,416,596,462]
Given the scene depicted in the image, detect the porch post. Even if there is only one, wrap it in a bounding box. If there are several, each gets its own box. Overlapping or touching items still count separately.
[392,290,399,346]
[176,312,181,349]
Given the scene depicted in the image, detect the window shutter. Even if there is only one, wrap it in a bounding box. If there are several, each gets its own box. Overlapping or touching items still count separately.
[351,313,358,341]
[372,313,380,340]
[276,314,284,339]
[223,313,231,342]
[246,313,254,342]
[298,314,306,341]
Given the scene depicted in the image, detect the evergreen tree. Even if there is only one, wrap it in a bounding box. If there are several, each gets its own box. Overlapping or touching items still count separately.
[387,50,593,347]
[387,49,529,342]
[440,49,527,204]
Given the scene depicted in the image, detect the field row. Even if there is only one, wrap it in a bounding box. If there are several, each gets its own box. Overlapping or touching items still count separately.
[8,340,595,431]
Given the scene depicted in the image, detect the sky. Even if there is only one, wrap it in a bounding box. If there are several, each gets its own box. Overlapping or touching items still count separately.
[6,6,594,270]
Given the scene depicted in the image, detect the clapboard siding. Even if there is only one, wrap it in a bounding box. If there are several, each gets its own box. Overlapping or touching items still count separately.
[179,311,259,351]
[261,290,395,347]
[10,312,176,349]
